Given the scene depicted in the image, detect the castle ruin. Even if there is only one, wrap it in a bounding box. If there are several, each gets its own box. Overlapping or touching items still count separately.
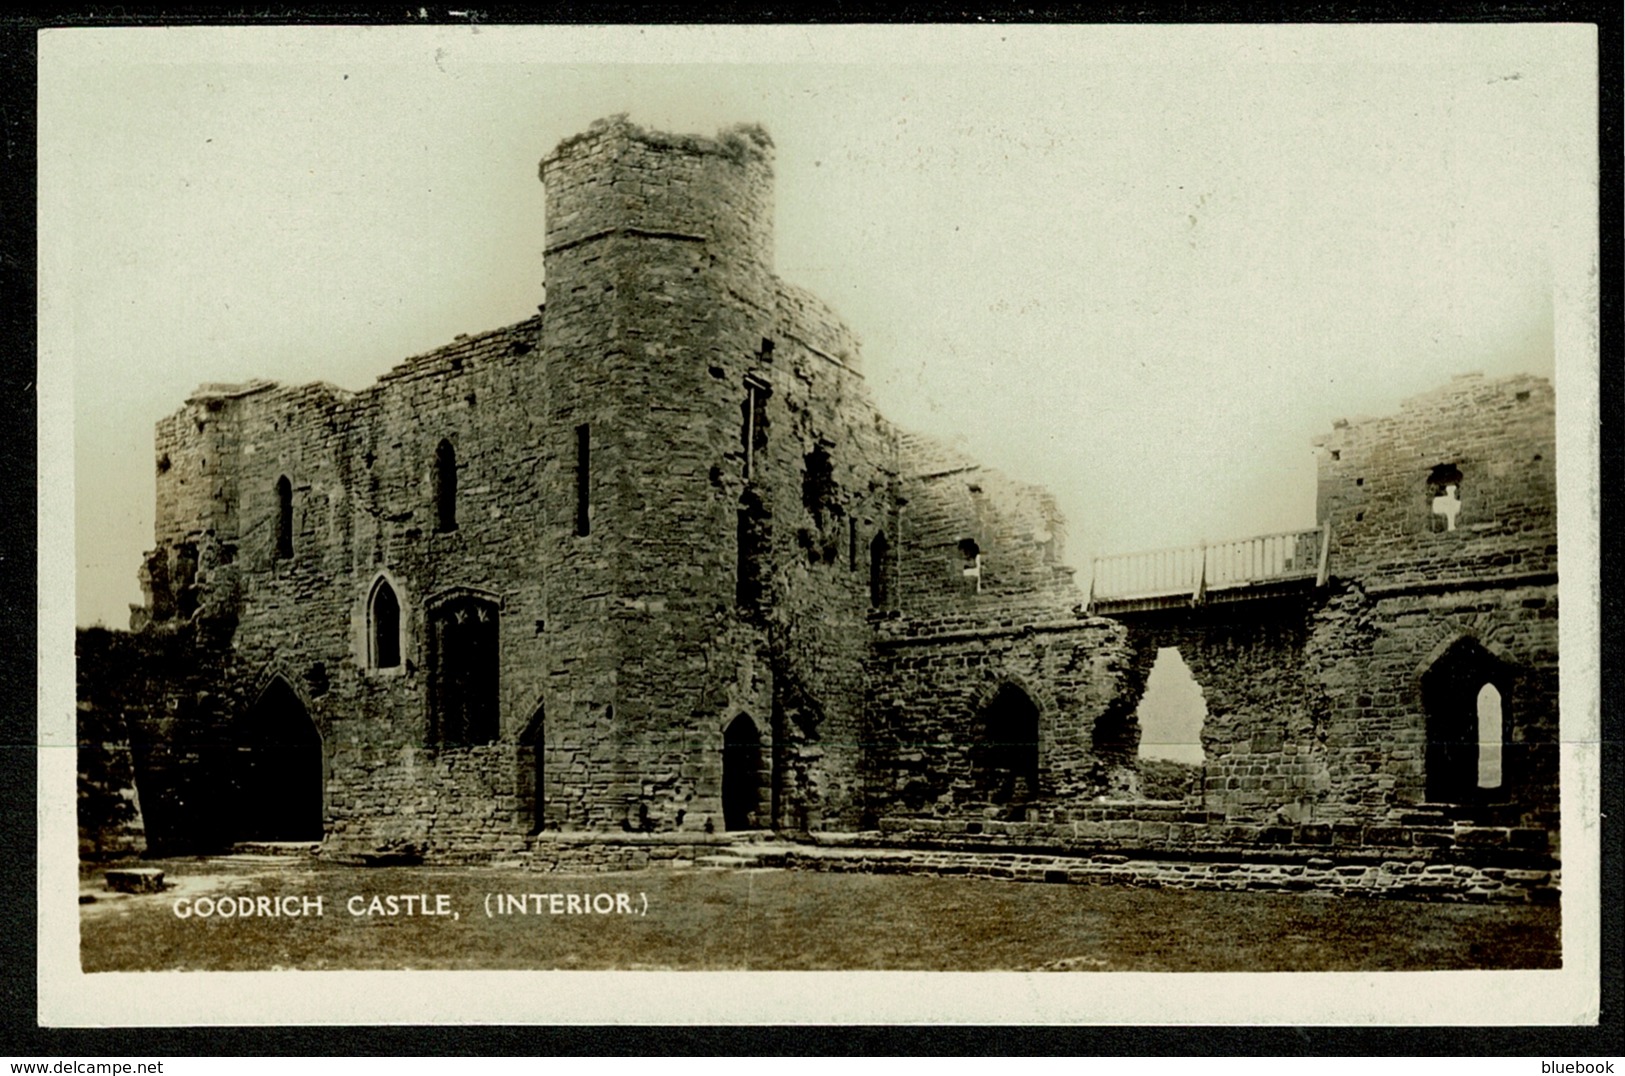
[77,117,1559,900]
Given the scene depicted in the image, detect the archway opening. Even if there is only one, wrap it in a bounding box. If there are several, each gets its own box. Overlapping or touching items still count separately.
[1421,637,1510,803]
[1134,647,1206,801]
[236,678,323,841]
[722,714,767,831]
[970,683,1040,810]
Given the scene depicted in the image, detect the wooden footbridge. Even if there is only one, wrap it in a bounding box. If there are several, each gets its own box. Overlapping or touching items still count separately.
[1086,526,1330,616]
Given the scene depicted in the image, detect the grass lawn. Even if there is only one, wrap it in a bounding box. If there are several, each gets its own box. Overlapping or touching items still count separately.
[79,857,1560,973]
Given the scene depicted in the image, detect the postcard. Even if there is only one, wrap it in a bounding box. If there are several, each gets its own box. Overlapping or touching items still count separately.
[38,22,1600,1026]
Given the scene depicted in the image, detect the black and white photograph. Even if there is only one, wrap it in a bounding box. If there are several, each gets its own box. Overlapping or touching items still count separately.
[37,23,1600,1025]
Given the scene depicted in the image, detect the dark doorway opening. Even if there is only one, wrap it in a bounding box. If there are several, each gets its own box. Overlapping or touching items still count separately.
[236,678,323,841]
[429,595,500,746]
[722,713,768,831]
[1421,637,1511,804]
[970,683,1040,811]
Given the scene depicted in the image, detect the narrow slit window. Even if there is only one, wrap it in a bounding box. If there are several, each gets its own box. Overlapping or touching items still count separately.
[869,530,890,609]
[741,378,769,480]
[575,424,591,537]
[958,537,982,592]
[433,439,457,532]
[274,476,293,560]
[736,490,767,612]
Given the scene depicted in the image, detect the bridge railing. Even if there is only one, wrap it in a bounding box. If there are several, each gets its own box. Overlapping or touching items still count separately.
[1089,526,1327,607]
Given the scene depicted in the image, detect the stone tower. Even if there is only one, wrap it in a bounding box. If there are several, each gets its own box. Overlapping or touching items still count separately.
[536,116,893,833]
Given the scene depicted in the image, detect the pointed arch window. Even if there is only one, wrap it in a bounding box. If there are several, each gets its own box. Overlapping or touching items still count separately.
[434,439,458,532]
[369,578,402,670]
[274,476,294,560]
[1421,637,1511,803]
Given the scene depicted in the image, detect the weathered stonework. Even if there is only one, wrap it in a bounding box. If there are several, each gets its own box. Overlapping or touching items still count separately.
[78,118,1559,899]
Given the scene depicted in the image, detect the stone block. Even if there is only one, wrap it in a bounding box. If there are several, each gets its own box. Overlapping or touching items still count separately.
[105,868,165,894]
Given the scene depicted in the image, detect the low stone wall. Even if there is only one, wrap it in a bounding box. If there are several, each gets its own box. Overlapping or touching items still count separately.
[770,846,1560,904]
[325,743,530,863]
[524,832,751,873]
[873,811,1557,868]
[506,830,1559,903]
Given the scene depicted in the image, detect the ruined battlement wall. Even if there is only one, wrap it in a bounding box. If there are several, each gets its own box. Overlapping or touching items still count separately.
[141,317,563,856]
[1305,373,1559,829]
[1315,373,1556,589]
[892,432,1077,619]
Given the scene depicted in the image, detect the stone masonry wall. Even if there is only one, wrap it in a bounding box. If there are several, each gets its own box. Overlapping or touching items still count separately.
[866,613,1133,822]
[537,117,897,834]
[1314,372,1556,589]
[893,433,1076,618]
[1309,372,1559,828]
[106,118,1561,881]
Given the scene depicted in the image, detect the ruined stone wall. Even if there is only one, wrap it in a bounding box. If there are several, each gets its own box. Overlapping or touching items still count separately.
[1315,372,1556,588]
[1305,581,1559,827]
[1112,602,1332,822]
[865,614,1132,822]
[139,318,558,856]
[1308,373,1559,827]
[893,433,1076,618]
[75,623,245,854]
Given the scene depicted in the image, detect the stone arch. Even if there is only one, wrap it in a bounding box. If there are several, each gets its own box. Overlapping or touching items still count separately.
[235,674,324,842]
[425,587,503,746]
[1416,633,1517,805]
[967,677,1045,814]
[517,702,546,833]
[722,711,770,831]
[1414,629,1518,681]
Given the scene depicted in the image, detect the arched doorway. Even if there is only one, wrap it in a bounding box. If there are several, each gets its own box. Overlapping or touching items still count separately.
[722,713,768,831]
[970,683,1041,811]
[1421,637,1512,804]
[237,678,323,841]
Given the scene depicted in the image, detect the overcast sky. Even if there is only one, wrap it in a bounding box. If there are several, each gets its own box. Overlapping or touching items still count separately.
[40,25,1593,628]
